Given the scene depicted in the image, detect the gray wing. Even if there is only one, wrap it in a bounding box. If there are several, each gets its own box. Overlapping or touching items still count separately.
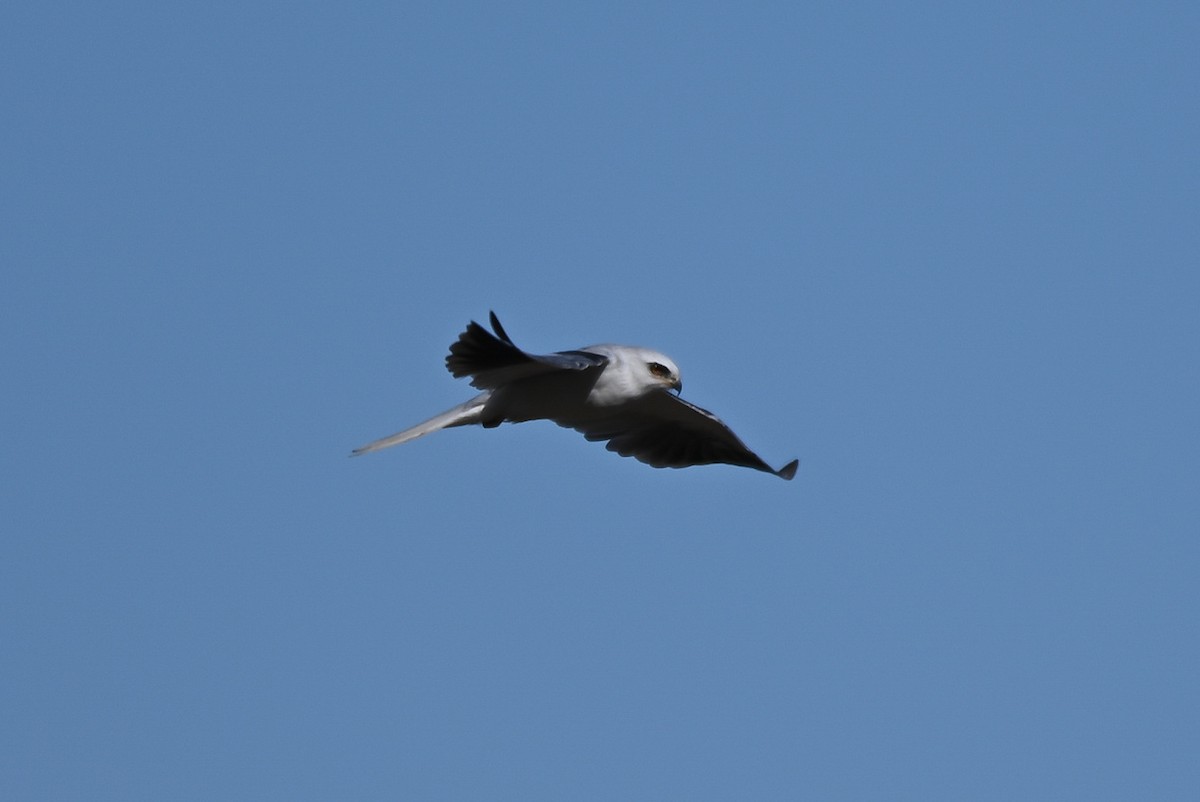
[566,391,798,479]
[446,311,608,389]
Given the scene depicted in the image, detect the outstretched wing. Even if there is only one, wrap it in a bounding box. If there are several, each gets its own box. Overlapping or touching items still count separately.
[446,311,608,389]
[565,391,798,479]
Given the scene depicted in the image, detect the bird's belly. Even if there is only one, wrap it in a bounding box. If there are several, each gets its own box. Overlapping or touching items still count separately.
[484,373,601,424]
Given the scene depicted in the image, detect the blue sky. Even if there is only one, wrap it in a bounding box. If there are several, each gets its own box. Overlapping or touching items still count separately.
[3,2,1198,799]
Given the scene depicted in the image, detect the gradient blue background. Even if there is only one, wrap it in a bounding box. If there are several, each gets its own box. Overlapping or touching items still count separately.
[4,3,1198,799]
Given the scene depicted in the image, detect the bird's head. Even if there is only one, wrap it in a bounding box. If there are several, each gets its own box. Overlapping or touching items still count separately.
[640,351,683,395]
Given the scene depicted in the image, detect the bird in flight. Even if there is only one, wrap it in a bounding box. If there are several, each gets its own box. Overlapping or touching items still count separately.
[353,312,798,479]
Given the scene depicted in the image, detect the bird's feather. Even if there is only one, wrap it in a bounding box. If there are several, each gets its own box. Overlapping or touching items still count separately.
[445,311,607,389]
[351,394,488,455]
[565,391,797,479]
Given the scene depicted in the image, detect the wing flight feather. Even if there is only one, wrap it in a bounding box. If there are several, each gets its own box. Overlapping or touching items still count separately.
[565,391,797,479]
[445,311,607,389]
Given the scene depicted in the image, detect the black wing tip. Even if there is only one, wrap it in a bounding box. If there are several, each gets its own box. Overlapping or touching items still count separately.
[488,310,513,344]
[445,314,517,379]
[775,459,799,480]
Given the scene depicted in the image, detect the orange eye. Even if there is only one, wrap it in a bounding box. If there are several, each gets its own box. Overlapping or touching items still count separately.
[648,362,671,379]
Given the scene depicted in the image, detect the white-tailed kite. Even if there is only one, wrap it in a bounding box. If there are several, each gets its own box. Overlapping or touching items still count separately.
[353,312,798,479]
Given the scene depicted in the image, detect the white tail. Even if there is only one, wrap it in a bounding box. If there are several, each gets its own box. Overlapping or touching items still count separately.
[351,394,488,456]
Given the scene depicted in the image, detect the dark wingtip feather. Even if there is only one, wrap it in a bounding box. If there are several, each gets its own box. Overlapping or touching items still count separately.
[446,312,530,379]
[776,459,799,480]
[488,311,514,345]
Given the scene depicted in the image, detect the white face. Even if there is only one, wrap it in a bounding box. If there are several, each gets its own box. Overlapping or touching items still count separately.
[640,351,682,393]
[579,344,685,404]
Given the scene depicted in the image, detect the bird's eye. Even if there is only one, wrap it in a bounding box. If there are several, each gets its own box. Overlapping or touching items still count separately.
[648,362,671,379]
